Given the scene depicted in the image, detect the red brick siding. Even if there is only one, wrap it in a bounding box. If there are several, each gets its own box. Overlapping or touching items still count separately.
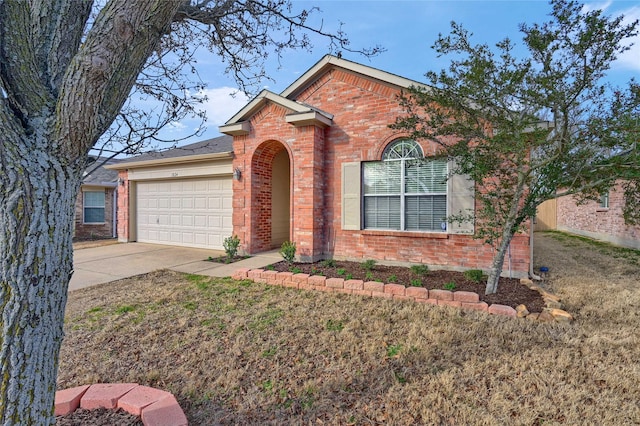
[116,170,130,242]
[233,67,531,275]
[557,183,640,249]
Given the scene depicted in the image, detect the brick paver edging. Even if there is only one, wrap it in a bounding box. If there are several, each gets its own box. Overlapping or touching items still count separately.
[233,268,573,322]
[55,383,187,425]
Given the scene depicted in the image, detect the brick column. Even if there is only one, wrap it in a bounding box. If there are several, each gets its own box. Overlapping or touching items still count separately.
[116,170,130,242]
[292,126,326,262]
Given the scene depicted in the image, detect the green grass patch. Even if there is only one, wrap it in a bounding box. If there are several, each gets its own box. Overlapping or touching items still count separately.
[544,230,640,263]
[325,319,344,332]
[114,305,136,314]
[248,308,284,331]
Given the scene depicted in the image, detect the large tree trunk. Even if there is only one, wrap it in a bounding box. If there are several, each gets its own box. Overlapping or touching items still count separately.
[484,228,516,295]
[0,133,83,424]
[485,175,527,295]
[0,2,181,423]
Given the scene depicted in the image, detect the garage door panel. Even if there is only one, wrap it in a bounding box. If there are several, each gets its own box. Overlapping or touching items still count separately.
[194,197,207,209]
[137,177,232,250]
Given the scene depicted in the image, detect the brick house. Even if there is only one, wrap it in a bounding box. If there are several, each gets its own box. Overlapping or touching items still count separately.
[74,158,119,240]
[111,55,532,277]
[555,184,640,250]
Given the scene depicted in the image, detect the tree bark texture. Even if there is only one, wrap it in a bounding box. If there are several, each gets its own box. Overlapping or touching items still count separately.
[0,133,82,424]
[0,1,181,423]
[484,174,527,295]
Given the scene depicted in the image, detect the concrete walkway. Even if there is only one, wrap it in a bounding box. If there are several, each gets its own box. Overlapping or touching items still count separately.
[70,242,282,291]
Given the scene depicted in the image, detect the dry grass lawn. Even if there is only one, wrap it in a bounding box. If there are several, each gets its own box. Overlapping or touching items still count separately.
[58,232,640,425]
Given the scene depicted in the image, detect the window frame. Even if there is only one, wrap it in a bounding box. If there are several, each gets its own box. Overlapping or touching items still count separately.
[83,190,106,224]
[599,192,610,209]
[362,139,448,232]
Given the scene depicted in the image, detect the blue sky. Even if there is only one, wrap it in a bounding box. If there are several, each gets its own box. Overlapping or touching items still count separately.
[166,0,640,144]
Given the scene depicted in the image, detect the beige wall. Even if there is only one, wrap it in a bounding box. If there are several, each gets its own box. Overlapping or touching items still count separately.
[271,149,290,247]
[535,199,557,231]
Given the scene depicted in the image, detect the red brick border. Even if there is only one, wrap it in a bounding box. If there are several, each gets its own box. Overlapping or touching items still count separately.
[55,383,187,425]
[234,268,571,322]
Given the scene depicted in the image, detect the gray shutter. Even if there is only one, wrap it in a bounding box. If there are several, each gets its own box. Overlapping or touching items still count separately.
[447,161,475,234]
[342,162,361,230]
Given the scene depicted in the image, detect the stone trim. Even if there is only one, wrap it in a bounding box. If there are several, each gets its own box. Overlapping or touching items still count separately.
[55,383,187,425]
[234,268,573,323]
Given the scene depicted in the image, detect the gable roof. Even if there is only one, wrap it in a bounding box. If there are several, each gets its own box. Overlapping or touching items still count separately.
[219,55,426,136]
[219,90,333,135]
[280,55,426,99]
[82,157,120,187]
[106,135,233,170]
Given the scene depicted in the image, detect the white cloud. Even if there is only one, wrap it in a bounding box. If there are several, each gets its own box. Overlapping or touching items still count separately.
[581,0,613,13]
[582,2,640,72]
[197,87,250,127]
[616,6,640,71]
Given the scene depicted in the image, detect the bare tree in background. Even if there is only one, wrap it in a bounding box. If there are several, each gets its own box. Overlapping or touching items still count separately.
[0,1,380,422]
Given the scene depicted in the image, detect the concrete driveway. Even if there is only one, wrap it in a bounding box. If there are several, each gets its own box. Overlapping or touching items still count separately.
[70,242,281,291]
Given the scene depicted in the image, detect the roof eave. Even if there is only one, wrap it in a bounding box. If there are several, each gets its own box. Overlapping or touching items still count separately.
[223,90,309,125]
[105,151,234,170]
[285,111,333,128]
[219,121,251,136]
[280,55,428,99]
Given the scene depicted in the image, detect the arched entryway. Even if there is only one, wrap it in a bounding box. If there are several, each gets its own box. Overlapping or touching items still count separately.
[251,140,291,252]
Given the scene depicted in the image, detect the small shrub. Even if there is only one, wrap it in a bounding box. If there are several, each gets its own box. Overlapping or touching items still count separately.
[311,268,324,276]
[280,240,297,264]
[345,273,353,280]
[410,264,429,276]
[223,235,240,259]
[336,268,346,276]
[388,274,398,283]
[410,279,422,287]
[289,266,302,274]
[361,259,376,271]
[464,269,485,283]
[321,259,336,268]
[443,282,456,291]
[365,271,375,281]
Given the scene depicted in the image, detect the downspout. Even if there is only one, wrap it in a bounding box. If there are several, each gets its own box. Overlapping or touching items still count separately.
[508,243,512,278]
[529,219,542,280]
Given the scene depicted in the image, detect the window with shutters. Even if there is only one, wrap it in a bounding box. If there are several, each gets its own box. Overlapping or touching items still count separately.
[363,139,448,231]
[83,191,106,224]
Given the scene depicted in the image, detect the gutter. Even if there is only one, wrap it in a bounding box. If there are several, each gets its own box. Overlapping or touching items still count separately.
[529,220,542,280]
[105,151,233,170]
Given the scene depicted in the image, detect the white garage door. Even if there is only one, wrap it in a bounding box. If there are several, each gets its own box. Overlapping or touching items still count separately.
[136,177,232,249]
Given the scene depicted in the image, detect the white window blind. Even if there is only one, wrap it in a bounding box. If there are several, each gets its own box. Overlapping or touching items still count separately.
[83,191,105,223]
[363,139,448,232]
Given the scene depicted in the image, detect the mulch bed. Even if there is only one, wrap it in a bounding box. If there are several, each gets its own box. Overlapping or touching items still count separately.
[56,408,142,426]
[269,260,546,312]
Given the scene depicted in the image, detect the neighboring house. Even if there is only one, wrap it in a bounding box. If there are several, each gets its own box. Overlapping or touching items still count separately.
[554,184,640,250]
[74,158,119,240]
[111,55,531,277]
